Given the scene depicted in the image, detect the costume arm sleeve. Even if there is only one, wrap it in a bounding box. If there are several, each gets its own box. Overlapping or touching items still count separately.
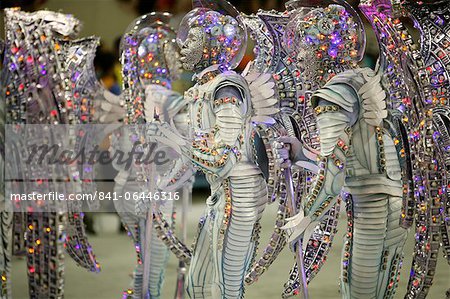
[303,92,354,222]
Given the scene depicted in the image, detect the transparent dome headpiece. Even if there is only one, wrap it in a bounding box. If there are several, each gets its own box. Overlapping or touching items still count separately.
[120,12,176,55]
[192,0,242,19]
[177,0,247,69]
[283,0,366,63]
[120,12,181,84]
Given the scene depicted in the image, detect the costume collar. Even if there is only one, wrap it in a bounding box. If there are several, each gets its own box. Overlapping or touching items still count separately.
[193,64,227,85]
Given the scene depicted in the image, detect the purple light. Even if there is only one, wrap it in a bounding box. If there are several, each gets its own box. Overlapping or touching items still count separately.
[328,48,338,58]
[305,36,314,45]
[72,71,81,81]
[331,33,342,46]
[435,17,445,26]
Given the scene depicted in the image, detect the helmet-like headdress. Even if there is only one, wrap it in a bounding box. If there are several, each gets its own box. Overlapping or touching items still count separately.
[283,0,366,83]
[176,0,247,71]
[120,12,181,87]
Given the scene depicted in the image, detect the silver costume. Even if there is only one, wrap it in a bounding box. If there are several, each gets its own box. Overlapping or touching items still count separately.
[358,1,450,297]
[1,8,102,298]
[149,1,273,297]
[241,5,357,295]
[107,13,194,299]
[279,3,409,298]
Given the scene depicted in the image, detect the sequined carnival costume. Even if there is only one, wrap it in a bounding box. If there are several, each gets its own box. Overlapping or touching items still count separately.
[279,4,409,298]
[149,1,269,297]
[1,8,102,298]
[358,1,450,297]
[107,13,194,299]
[241,4,365,296]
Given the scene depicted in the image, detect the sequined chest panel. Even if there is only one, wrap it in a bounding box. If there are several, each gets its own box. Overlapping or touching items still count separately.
[185,81,218,147]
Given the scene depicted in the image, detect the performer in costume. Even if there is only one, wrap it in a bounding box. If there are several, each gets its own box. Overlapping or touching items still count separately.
[147,1,275,297]
[178,3,267,297]
[241,3,364,296]
[277,3,409,298]
[106,13,195,299]
[357,1,450,297]
[1,8,103,298]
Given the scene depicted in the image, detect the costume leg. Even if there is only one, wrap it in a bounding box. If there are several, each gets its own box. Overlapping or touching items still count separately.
[0,211,12,298]
[131,211,173,299]
[341,192,407,299]
[114,180,145,299]
[148,200,173,299]
[26,212,65,299]
[210,176,266,299]
[376,195,407,299]
[186,205,213,299]
[131,219,146,299]
[116,182,173,299]
[342,193,388,299]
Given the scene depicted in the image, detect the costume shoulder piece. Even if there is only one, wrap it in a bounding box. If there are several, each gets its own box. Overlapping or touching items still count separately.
[215,70,250,93]
[196,70,251,104]
[313,68,387,127]
[311,69,364,111]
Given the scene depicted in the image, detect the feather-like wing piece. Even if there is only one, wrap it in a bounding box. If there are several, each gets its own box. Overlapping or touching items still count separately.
[359,72,388,126]
[93,90,125,123]
[243,62,279,126]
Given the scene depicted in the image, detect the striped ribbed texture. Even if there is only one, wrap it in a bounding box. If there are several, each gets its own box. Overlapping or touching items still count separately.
[148,201,172,299]
[219,174,266,298]
[187,170,267,299]
[115,180,173,299]
[0,212,12,299]
[186,214,213,298]
[343,194,407,299]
